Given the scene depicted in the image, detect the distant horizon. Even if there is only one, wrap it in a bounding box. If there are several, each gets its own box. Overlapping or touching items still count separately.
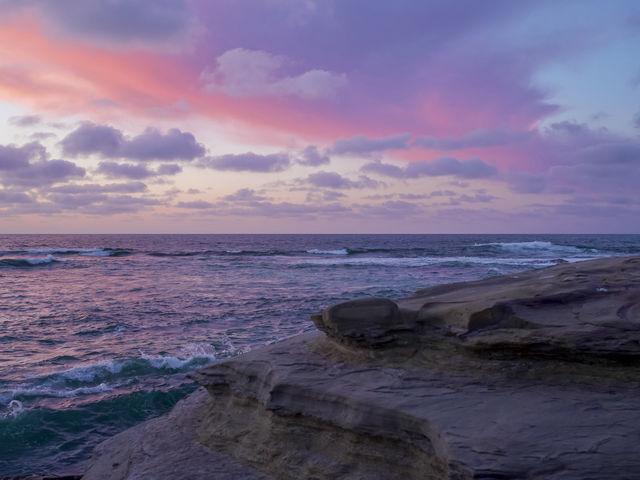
[1,1,639,233]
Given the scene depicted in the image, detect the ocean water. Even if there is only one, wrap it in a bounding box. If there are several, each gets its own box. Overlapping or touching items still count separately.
[1,234,639,475]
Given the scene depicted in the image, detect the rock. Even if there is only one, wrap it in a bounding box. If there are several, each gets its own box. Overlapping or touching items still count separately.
[81,388,271,480]
[82,256,640,479]
[312,297,408,347]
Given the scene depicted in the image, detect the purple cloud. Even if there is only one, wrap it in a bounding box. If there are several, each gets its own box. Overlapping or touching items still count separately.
[61,123,123,157]
[30,132,57,141]
[61,123,205,161]
[13,160,85,187]
[551,142,640,191]
[156,164,182,175]
[0,141,85,187]
[80,195,161,215]
[362,157,497,180]
[176,200,214,209]
[502,124,640,196]
[0,142,46,170]
[226,201,351,219]
[306,171,379,189]
[358,200,422,218]
[188,0,574,136]
[200,152,290,172]
[202,48,347,100]
[97,162,155,180]
[506,172,548,194]
[222,188,266,202]
[0,190,33,204]
[332,133,411,155]
[1,0,193,48]
[634,111,640,129]
[406,157,497,179]
[48,192,108,209]
[1,160,85,187]
[118,128,205,161]
[297,145,330,166]
[415,128,533,150]
[360,162,404,178]
[97,162,181,179]
[457,192,497,203]
[8,114,42,127]
[428,190,457,197]
[48,182,148,194]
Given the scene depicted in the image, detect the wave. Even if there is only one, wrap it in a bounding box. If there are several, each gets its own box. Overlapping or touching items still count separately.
[292,255,587,268]
[2,383,112,404]
[1,400,25,419]
[147,250,213,257]
[0,254,61,268]
[307,248,349,255]
[103,248,134,257]
[472,241,596,255]
[1,247,133,258]
[1,347,217,406]
[28,345,216,385]
[29,247,132,257]
[152,248,353,257]
[0,385,197,476]
[221,249,295,257]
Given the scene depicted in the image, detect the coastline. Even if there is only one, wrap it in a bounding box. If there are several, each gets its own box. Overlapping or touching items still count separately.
[9,255,640,479]
[78,255,640,479]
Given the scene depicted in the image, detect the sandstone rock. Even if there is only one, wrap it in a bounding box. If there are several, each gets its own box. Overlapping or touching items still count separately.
[81,388,271,480]
[312,297,407,347]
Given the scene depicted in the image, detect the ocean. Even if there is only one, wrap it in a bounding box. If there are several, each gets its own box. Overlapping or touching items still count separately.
[1,234,639,475]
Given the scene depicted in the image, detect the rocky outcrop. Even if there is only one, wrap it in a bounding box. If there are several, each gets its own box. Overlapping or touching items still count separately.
[82,256,640,479]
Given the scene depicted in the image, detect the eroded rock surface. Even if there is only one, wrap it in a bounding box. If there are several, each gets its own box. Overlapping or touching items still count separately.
[82,256,640,479]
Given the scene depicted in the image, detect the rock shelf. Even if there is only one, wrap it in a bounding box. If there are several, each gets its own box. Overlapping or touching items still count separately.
[82,256,640,479]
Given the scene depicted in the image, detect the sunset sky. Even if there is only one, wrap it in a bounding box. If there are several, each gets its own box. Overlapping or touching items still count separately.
[0,0,639,233]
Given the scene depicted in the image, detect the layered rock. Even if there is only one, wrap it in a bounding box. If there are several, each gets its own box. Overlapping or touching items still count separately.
[82,256,640,479]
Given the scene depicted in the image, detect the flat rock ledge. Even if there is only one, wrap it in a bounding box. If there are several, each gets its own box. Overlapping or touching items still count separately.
[82,256,640,479]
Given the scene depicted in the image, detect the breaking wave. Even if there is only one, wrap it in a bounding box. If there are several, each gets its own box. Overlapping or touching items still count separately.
[0,254,61,268]
[472,241,598,256]
[307,248,349,255]
[0,345,217,406]
[292,255,567,268]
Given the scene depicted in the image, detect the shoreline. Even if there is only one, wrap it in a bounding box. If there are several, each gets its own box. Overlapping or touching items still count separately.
[12,256,640,479]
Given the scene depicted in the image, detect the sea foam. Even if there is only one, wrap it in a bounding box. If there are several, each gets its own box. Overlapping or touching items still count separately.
[473,241,594,255]
[307,248,349,255]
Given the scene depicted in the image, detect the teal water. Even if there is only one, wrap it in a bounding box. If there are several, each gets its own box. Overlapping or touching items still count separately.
[1,234,639,475]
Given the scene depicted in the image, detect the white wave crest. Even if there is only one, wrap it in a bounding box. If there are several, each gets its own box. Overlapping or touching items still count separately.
[11,383,112,401]
[57,360,126,382]
[473,241,591,255]
[23,254,61,265]
[139,343,217,370]
[307,248,349,255]
[1,399,25,418]
[1,384,112,406]
[79,249,111,257]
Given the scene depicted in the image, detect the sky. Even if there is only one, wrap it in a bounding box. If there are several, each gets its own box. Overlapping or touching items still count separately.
[0,0,639,233]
